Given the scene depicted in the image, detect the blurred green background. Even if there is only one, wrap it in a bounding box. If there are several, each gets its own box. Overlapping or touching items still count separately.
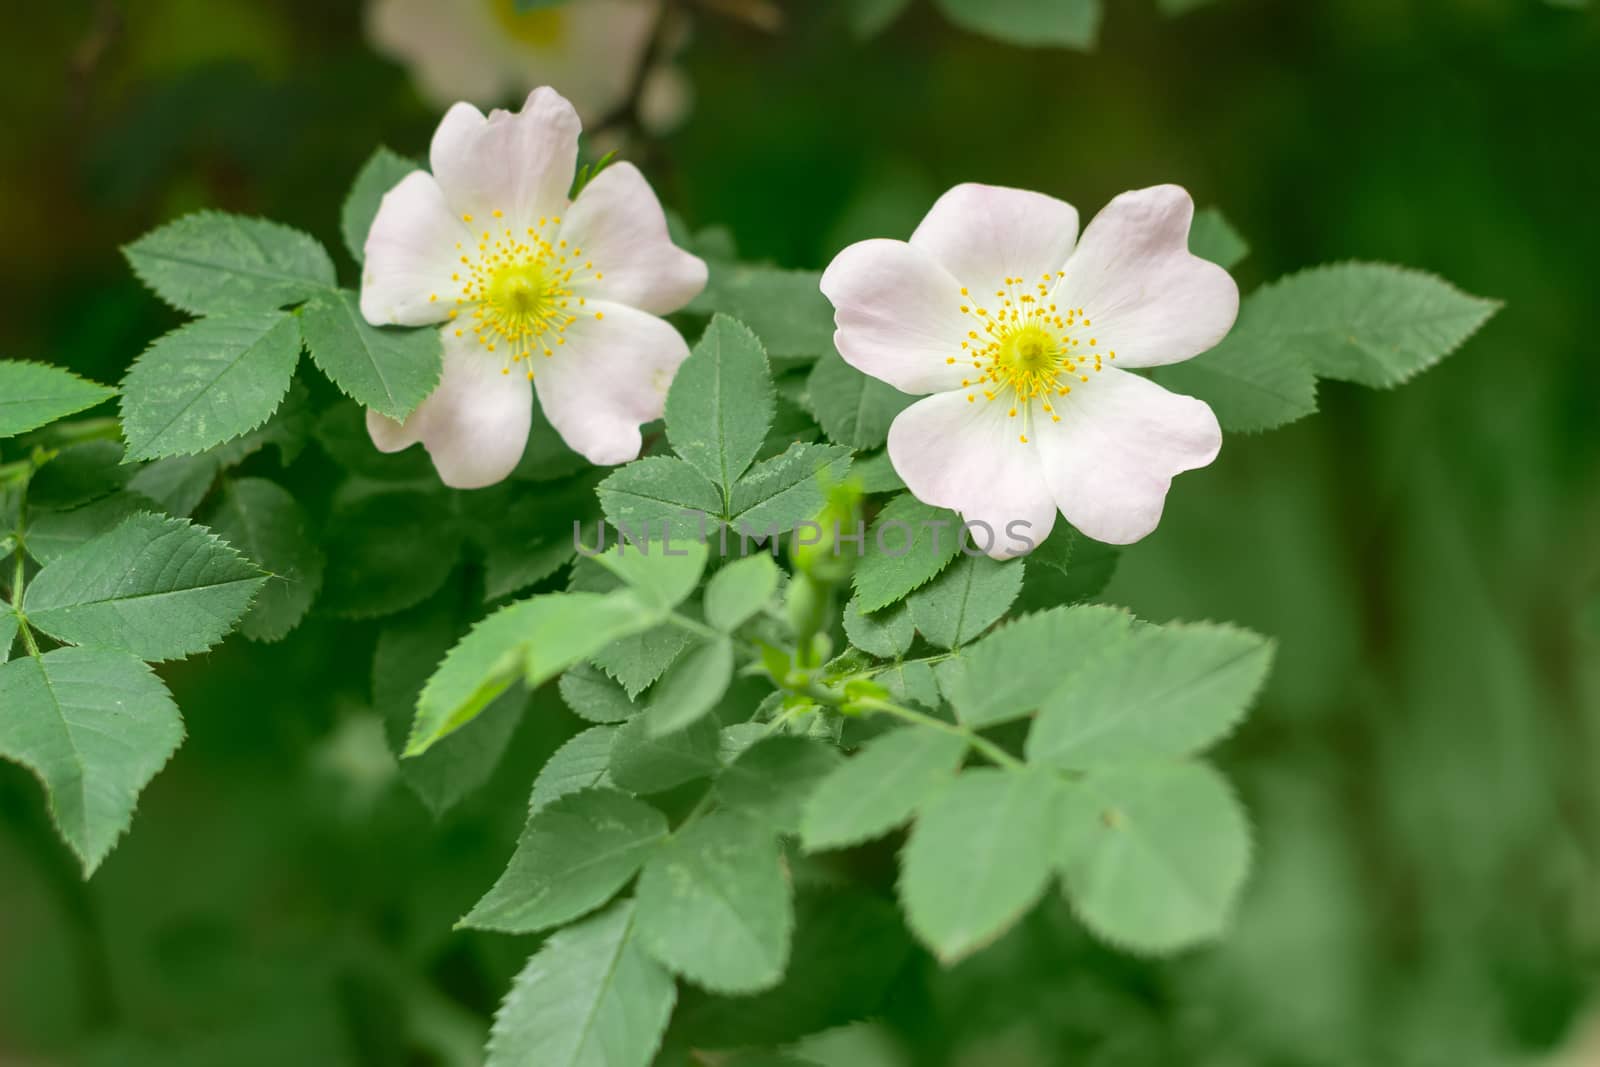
[2,0,1598,1064]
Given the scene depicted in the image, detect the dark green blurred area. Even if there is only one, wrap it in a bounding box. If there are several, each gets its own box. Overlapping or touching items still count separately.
[2,0,1598,1064]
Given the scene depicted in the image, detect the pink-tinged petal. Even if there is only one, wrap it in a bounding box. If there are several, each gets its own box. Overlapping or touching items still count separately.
[366,327,532,489]
[429,88,580,228]
[360,170,470,327]
[562,162,707,315]
[910,182,1080,292]
[366,0,507,108]
[820,239,973,396]
[1055,185,1239,369]
[886,391,1057,560]
[1034,367,1220,545]
[532,301,689,466]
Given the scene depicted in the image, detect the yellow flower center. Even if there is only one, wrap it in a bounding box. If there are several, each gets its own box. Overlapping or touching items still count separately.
[440,211,605,379]
[949,273,1116,443]
[488,0,566,48]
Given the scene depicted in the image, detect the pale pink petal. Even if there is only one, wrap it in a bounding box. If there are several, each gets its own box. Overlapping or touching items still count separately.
[1034,367,1220,544]
[910,182,1079,292]
[366,327,532,489]
[562,162,707,315]
[532,301,689,466]
[360,170,470,327]
[429,88,580,229]
[886,391,1057,560]
[820,239,973,396]
[366,0,508,108]
[1055,185,1239,369]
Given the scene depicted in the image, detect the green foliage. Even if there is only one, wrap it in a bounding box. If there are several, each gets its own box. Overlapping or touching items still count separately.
[0,647,183,874]
[298,287,441,420]
[905,554,1024,649]
[205,477,324,642]
[933,0,1102,50]
[487,902,675,1067]
[119,312,302,459]
[608,713,723,794]
[319,490,460,619]
[718,736,844,833]
[800,727,966,850]
[937,604,1134,727]
[804,350,914,450]
[559,661,642,724]
[23,512,265,661]
[636,811,794,993]
[1158,262,1500,432]
[122,211,335,315]
[851,494,962,612]
[842,594,914,658]
[642,634,734,735]
[464,788,668,933]
[704,553,781,631]
[531,725,619,810]
[685,265,835,361]
[1189,207,1251,270]
[1026,623,1274,768]
[1056,762,1252,952]
[666,315,775,500]
[899,767,1062,962]
[0,361,115,438]
[341,146,417,264]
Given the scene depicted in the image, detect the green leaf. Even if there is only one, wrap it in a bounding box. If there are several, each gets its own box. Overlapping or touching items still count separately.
[205,478,324,642]
[24,513,265,662]
[1256,262,1500,387]
[933,0,1102,49]
[800,727,966,851]
[666,315,775,498]
[705,554,780,631]
[608,712,722,795]
[1152,323,1319,434]
[719,736,844,834]
[1056,761,1251,953]
[899,767,1061,962]
[728,442,853,534]
[850,449,905,494]
[409,591,656,756]
[559,661,641,724]
[1012,526,1120,613]
[123,211,336,315]
[486,901,675,1067]
[851,495,962,612]
[0,646,183,875]
[1188,207,1250,270]
[842,594,914,659]
[804,350,914,450]
[937,604,1134,728]
[585,540,709,614]
[643,635,734,736]
[319,490,460,619]
[596,456,723,543]
[636,811,794,993]
[531,726,618,810]
[0,361,115,438]
[1026,623,1274,769]
[463,789,668,933]
[341,146,418,265]
[25,493,162,567]
[27,441,131,510]
[119,312,302,460]
[0,608,16,662]
[299,288,442,421]
[375,593,524,816]
[906,554,1024,649]
[592,623,696,699]
[686,265,835,361]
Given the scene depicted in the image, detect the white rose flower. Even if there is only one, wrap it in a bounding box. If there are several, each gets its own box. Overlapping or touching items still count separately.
[367,0,659,122]
[820,183,1238,556]
[360,87,707,486]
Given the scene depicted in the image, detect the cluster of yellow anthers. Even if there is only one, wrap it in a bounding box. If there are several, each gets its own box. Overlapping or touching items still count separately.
[947,272,1117,443]
[427,209,605,379]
